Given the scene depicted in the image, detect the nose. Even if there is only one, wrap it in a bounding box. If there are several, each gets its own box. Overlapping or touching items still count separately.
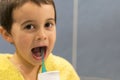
[35,29,47,41]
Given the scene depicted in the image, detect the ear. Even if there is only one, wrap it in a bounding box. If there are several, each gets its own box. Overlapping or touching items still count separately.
[0,26,13,43]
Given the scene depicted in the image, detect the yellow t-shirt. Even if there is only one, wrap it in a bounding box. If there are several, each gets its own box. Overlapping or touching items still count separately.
[0,53,80,80]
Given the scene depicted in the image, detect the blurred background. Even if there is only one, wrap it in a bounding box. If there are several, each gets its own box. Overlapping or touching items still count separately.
[0,0,120,80]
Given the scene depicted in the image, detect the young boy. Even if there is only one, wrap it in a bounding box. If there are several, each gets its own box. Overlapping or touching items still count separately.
[0,0,80,80]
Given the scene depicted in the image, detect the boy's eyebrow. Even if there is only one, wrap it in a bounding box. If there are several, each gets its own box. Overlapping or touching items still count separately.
[21,20,35,26]
[47,18,55,21]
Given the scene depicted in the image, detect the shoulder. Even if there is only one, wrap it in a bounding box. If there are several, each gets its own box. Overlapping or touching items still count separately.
[52,54,73,69]
[46,54,72,69]
[0,53,13,73]
[0,53,23,80]
[46,53,80,80]
[0,53,12,64]
[0,53,13,68]
[0,53,12,79]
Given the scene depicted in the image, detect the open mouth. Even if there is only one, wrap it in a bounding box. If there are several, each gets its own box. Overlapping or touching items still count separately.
[31,46,47,60]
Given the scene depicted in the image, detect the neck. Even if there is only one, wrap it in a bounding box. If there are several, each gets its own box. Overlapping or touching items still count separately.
[10,53,41,80]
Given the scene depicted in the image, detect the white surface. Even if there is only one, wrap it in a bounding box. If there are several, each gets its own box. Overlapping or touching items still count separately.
[38,71,60,80]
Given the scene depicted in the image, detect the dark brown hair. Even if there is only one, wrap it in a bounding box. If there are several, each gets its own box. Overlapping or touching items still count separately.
[0,0,56,33]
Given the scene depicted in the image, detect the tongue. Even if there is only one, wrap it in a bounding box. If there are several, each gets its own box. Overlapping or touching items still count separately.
[32,47,42,57]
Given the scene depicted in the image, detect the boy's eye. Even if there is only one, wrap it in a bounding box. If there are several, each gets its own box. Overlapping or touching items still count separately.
[45,22,53,28]
[24,24,35,30]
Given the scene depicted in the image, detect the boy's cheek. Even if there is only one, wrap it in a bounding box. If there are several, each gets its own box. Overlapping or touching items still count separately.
[16,36,31,47]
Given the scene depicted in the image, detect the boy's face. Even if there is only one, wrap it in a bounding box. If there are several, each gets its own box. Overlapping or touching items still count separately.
[9,2,56,65]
